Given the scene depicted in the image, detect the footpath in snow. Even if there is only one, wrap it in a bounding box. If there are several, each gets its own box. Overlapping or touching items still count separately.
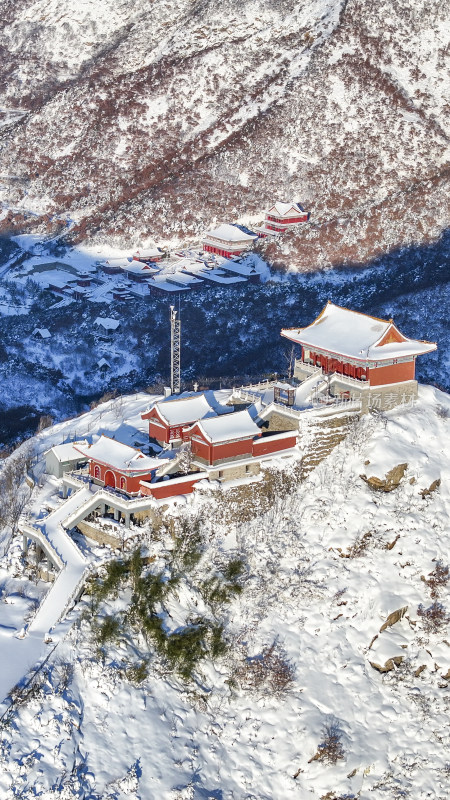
[0,486,92,710]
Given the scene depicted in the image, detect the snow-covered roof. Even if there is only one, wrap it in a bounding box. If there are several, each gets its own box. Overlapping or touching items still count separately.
[94,317,120,331]
[32,328,51,339]
[148,277,190,293]
[133,248,163,259]
[196,268,247,285]
[154,394,217,426]
[221,262,259,277]
[75,436,168,473]
[44,271,77,289]
[281,302,437,361]
[167,257,204,271]
[166,273,203,286]
[266,202,304,217]
[193,409,260,443]
[46,440,89,463]
[101,258,133,268]
[204,224,257,243]
[125,261,159,275]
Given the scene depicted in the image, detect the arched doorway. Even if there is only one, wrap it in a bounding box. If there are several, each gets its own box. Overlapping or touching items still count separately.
[104,470,115,488]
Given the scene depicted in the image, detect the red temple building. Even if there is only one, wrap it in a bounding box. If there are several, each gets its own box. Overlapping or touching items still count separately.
[75,436,169,494]
[142,394,221,445]
[281,302,437,411]
[188,410,261,465]
[256,202,309,237]
[202,224,257,258]
[188,409,297,474]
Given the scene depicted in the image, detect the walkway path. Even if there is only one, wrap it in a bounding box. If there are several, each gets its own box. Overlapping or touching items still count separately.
[0,479,166,708]
[27,487,91,635]
[0,487,93,709]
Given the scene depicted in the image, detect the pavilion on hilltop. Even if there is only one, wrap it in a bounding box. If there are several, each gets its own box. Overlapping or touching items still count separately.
[281,302,437,411]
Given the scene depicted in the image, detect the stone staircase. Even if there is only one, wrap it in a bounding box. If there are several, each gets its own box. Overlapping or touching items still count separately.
[299,407,360,479]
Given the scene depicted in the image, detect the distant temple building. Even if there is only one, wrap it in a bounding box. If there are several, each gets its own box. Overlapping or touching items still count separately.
[202,224,257,258]
[133,247,164,263]
[256,202,309,237]
[281,302,437,411]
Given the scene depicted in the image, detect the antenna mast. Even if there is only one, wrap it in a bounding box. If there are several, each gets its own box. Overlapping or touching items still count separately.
[170,305,181,394]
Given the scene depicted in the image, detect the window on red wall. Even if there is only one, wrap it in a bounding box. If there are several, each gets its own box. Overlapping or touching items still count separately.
[120,477,126,491]
[94,465,100,479]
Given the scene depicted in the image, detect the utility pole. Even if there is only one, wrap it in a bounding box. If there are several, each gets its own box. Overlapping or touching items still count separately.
[170,305,181,394]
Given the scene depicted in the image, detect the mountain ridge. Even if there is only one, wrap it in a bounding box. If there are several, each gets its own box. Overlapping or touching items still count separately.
[0,0,449,268]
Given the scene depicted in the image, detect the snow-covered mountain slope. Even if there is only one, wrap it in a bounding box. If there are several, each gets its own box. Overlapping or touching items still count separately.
[0,0,448,266]
[0,384,449,798]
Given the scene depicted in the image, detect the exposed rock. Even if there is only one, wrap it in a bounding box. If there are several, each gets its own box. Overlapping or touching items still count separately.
[414,664,427,677]
[379,606,408,632]
[385,534,400,551]
[369,655,404,673]
[360,463,408,492]
[420,478,441,499]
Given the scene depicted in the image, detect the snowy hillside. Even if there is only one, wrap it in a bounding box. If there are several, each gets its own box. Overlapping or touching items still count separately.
[0,0,448,266]
[0,385,449,798]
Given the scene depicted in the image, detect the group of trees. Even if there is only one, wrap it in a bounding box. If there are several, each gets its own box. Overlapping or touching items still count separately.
[0,443,34,550]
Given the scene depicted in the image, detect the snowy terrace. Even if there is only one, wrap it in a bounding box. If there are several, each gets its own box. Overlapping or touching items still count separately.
[189,267,247,286]
[232,374,362,416]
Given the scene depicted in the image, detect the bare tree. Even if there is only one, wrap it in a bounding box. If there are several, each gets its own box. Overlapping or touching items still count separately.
[0,443,34,544]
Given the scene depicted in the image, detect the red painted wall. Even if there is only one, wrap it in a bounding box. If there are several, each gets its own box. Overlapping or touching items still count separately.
[203,243,244,257]
[368,360,415,386]
[190,436,211,462]
[266,215,308,224]
[252,434,297,457]
[148,419,169,444]
[210,438,254,464]
[145,408,200,444]
[140,475,200,499]
[190,426,256,465]
[89,460,154,494]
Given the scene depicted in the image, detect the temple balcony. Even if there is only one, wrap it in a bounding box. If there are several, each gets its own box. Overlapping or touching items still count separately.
[293,359,322,380]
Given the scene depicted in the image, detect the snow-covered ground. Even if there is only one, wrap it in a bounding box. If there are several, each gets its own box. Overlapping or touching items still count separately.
[0,384,449,798]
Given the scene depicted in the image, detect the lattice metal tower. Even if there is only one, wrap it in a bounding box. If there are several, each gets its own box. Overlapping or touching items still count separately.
[170,305,181,394]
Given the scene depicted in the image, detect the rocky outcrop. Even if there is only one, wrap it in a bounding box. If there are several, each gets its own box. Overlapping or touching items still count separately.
[379,606,408,633]
[370,655,404,673]
[420,478,441,499]
[360,463,408,492]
